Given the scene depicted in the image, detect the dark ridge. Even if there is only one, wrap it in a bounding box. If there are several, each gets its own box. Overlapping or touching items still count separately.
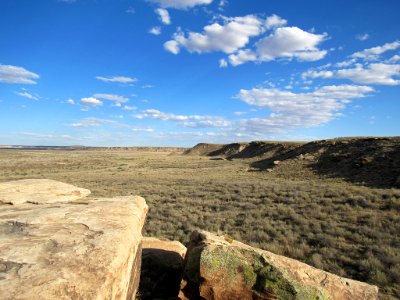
[185,137,400,188]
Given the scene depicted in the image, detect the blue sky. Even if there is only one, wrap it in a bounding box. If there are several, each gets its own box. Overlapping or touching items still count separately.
[0,0,399,146]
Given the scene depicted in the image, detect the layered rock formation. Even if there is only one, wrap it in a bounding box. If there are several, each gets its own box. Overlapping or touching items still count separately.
[180,231,379,300]
[0,179,148,300]
[185,137,400,188]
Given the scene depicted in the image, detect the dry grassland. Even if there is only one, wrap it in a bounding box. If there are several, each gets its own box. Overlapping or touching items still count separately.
[0,149,399,299]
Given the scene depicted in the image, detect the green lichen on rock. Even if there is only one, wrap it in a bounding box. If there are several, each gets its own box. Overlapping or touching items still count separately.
[200,245,331,300]
[201,246,258,288]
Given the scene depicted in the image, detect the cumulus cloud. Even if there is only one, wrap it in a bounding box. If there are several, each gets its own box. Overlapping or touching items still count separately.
[164,40,180,54]
[15,91,39,100]
[67,99,75,105]
[96,76,137,84]
[303,63,400,85]
[134,109,230,128]
[0,65,39,84]
[236,85,374,132]
[164,14,327,66]
[148,0,213,9]
[302,70,334,79]
[164,15,263,54]
[93,93,129,103]
[255,27,327,62]
[155,8,171,24]
[228,49,257,66]
[336,63,400,85]
[80,97,102,107]
[149,26,162,35]
[265,14,287,29]
[228,27,327,66]
[351,40,400,60]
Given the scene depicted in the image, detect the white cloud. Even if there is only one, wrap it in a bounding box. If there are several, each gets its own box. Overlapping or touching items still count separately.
[163,14,327,66]
[218,0,227,10]
[16,91,39,100]
[303,63,400,85]
[265,14,287,29]
[227,26,327,66]
[356,33,370,41]
[134,109,229,128]
[96,76,137,84]
[181,120,231,128]
[164,40,180,54]
[132,127,155,132]
[148,0,213,9]
[80,97,102,107]
[67,99,75,105]
[93,93,129,103]
[351,40,400,60]
[255,26,327,62]
[123,105,137,111]
[228,49,257,66]
[387,54,400,63]
[336,63,400,85]
[155,8,171,25]
[126,7,135,14]
[219,58,228,68]
[301,70,334,79]
[335,59,357,68]
[236,84,374,132]
[234,111,247,116]
[149,26,162,35]
[67,117,117,128]
[0,65,39,84]
[164,15,263,54]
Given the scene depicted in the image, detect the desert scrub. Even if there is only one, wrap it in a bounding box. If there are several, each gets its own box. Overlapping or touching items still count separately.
[0,149,399,299]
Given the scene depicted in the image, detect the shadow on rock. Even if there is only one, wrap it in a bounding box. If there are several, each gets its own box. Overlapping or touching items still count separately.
[138,248,185,300]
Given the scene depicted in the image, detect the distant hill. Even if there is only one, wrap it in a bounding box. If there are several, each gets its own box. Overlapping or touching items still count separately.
[185,137,400,188]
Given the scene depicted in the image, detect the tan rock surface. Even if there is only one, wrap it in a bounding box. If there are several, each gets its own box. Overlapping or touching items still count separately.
[0,179,91,205]
[0,179,148,300]
[181,230,379,300]
[143,237,187,258]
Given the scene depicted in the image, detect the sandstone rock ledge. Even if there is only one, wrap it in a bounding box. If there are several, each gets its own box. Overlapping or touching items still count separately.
[0,179,148,300]
[180,231,379,300]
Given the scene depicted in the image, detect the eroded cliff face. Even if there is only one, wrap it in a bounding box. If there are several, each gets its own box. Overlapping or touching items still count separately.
[0,179,148,300]
[0,179,379,300]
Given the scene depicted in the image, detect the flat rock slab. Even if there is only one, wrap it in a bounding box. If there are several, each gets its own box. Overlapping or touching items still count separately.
[0,194,148,299]
[181,231,379,300]
[0,179,91,205]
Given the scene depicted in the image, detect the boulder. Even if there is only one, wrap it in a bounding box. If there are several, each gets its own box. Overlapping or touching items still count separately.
[0,179,148,300]
[139,237,186,299]
[181,231,379,300]
[0,179,91,205]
